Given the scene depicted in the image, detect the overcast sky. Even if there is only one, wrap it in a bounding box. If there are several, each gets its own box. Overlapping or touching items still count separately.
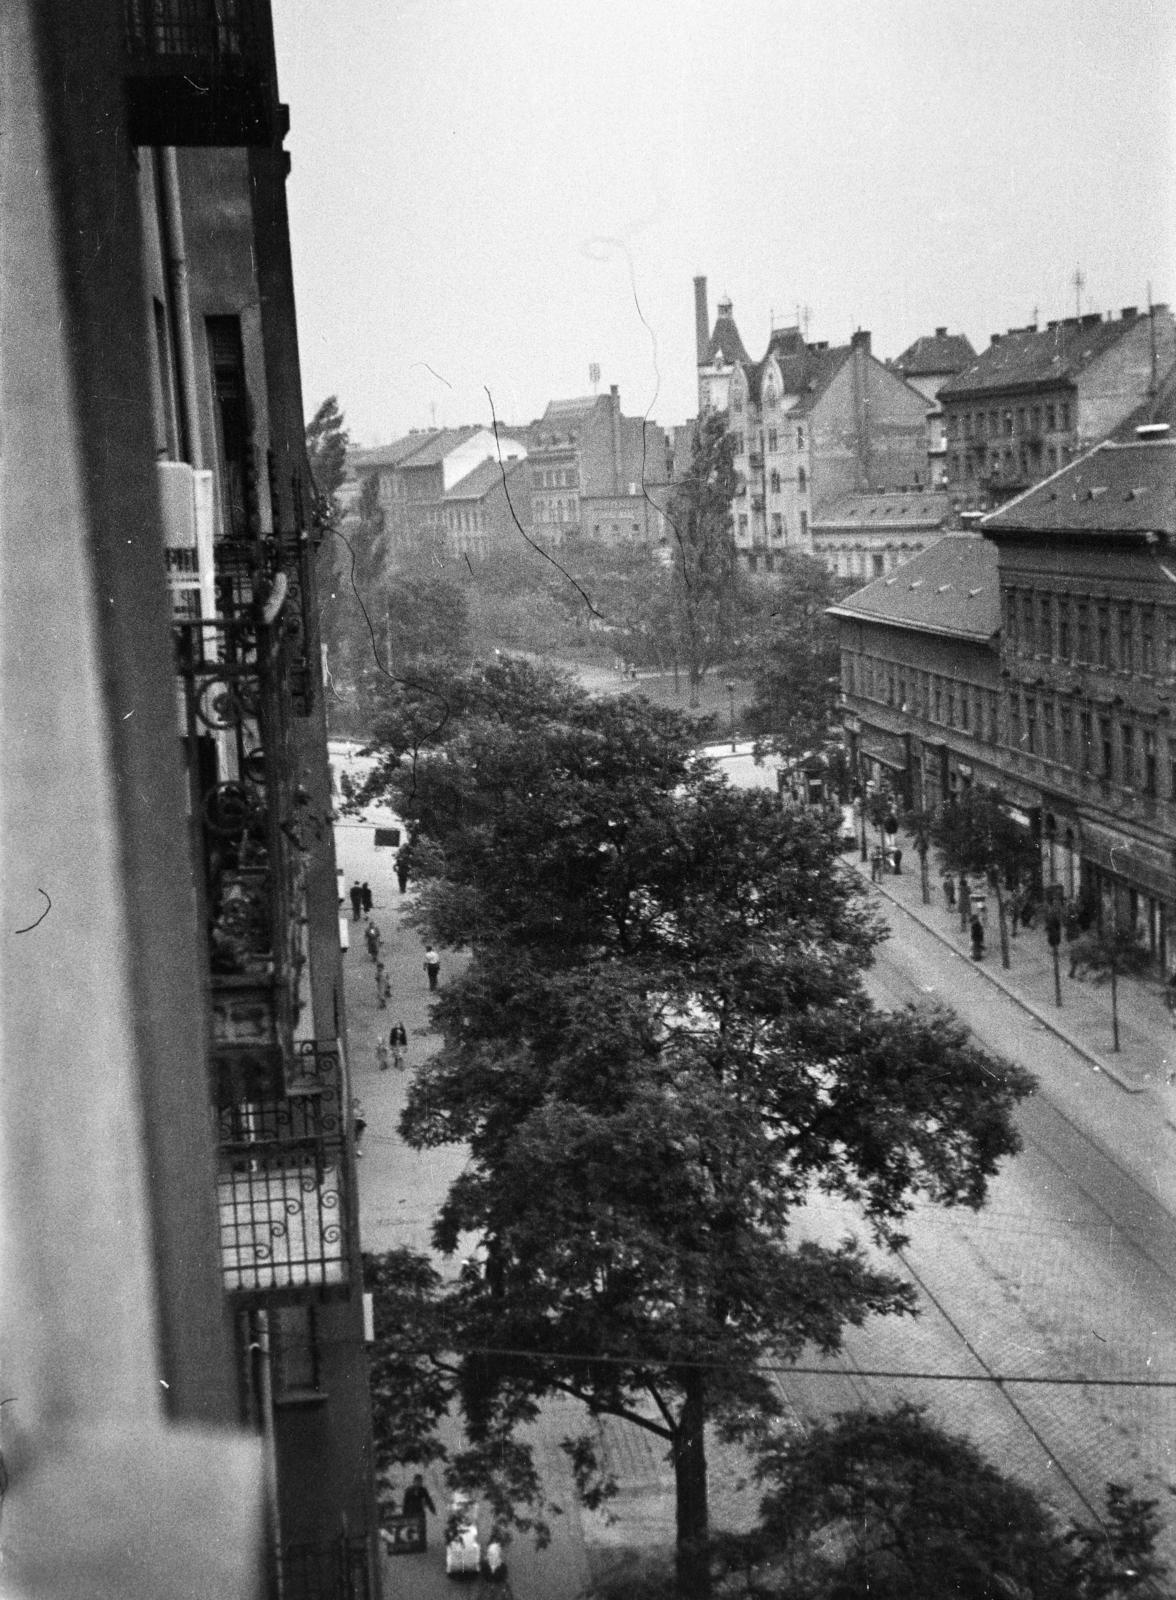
[274,0,1176,447]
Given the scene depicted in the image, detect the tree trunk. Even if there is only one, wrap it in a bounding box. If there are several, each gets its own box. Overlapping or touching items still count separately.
[672,1369,710,1599]
[688,663,702,710]
[918,845,929,906]
[1110,963,1120,1052]
[994,880,1010,969]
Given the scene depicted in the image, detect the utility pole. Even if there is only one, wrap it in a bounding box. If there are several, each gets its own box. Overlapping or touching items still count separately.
[1071,266,1085,320]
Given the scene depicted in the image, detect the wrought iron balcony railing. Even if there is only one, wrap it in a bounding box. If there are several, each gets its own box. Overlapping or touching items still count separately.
[217,1041,350,1301]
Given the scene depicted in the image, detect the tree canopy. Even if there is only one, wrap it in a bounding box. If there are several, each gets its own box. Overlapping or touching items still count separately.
[362,658,1034,1597]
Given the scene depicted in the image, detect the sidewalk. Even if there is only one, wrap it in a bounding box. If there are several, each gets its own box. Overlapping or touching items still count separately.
[333,815,594,1600]
[852,828,1176,1121]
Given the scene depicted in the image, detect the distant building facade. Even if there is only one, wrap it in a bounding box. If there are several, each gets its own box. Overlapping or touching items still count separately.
[526,386,673,544]
[348,425,528,554]
[938,306,1176,506]
[813,489,957,582]
[694,276,931,573]
[893,327,976,485]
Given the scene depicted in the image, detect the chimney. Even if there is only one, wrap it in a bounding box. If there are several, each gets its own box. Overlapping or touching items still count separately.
[990,334,1002,345]
[1153,302,1170,315]
[693,276,709,364]
[935,326,947,337]
[850,331,872,490]
[1121,306,1138,321]
[610,385,622,494]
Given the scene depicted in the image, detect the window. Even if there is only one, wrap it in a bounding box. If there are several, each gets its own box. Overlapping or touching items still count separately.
[1079,707,1092,771]
[796,427,805,449]
[767,429,778,452]
[1076,602,1090,662]
[1021,592,1034,647]
[1046,404,1057,430]
[732,393,744,414]
[1057,599,1070,659]
[1031,406,1042,433]
[1118,606,1134,671]
[933,681,943,722]
[963,413,973,441]
[206,316,251,539]
[738,514,748,537]
[1099,716,1113,778]
[1143,730,1157,795]
[1024,696,1037,753]
[1006,588,1018,647]
[798,466,807,491]
[1042,698,1055,759]
[1009,695,1021,748]
[948,413,959,440]
[771,513,783,540]
[988,410,998,437]
[1037,593,1052,654]
[1121,723,1135,786]
[1141,609,1156,674]
[731,432,744,454]
[800,510,809,540]
[946,689,956,728]
[987,691,999,744]
[770,470,781,493]
[1004,410,1014,437]
[959,687,970,731]
[1096,606,1111,667]
[871,551,884,576]
[1060,401,1071,430]
[1060,703,1073,766]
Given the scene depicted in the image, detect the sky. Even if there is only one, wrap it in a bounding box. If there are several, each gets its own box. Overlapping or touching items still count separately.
[273,0,1176,448]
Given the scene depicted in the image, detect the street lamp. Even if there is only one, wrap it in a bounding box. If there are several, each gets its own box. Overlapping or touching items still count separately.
[726,680,736,752]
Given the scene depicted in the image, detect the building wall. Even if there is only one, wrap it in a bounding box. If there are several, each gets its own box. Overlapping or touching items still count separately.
[1077,311,1176,445]
[809,352,930,505]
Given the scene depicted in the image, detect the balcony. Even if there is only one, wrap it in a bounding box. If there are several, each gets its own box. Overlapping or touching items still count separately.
[217,1040,350,1302]
[123,0,281,147]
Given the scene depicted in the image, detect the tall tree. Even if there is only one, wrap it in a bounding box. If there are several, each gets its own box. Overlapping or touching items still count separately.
[305,394,349,514]
[366,659,1033,1598]
[662,414,750,706]
[931,786,1039,968]
[744,552,849,768]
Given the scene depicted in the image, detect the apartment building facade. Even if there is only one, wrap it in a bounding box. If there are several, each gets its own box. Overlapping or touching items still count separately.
[2,4,380,1595]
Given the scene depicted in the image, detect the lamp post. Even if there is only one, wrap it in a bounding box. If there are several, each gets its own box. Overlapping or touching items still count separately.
[726,679,736,752]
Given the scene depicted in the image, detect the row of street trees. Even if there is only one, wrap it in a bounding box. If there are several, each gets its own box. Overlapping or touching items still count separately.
[356,657,1044,1597]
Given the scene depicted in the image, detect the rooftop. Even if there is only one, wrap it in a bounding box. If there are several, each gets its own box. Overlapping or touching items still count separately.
[813,489,955,531]
[445,456,525,501]
[894,328,976,378]
[828,533,1000,640]
[704,302,751,368]
[980,439,1176,538]
[939,310,1160,400]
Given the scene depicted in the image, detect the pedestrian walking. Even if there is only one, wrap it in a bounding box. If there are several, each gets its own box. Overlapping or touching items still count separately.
[390,1020,407,1070]
[402,1474,437,1547]
[351,1096,367,1155]
[891,846,903,876]
[349,880,363,921]
[943,872,956,909]
[970,915,985,961]
[870,847,883,884]
[376,1039,390,1072]
[364,919,381,962]
[374,960,388,1007]
[395,847,410,895]
[423,947,441,990]
[360,881,373,914]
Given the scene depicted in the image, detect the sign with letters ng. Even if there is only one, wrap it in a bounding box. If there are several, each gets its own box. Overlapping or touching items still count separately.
[381,1515,426,1555]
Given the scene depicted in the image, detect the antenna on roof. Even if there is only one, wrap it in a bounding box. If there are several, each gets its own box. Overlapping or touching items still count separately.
[802,304,811,338]
[1072,265,1085,320]
[589,362,600,395]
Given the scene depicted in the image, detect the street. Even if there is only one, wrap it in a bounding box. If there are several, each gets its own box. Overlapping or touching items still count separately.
[783,895,1176,1568]
[332,746,1176,1590]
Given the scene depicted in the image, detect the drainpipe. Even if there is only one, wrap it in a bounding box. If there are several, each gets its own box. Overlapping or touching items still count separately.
[253,1309,286,1599]
[157,146,204,469]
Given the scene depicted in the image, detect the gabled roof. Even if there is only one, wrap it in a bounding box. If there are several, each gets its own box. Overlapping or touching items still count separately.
[704,306,751,367]
[813,489,955,531]
[828,534,1000,640]
[445,457,525,502]
[939,316,1142,400]
[894,330,976,378]
[980,440,1176,537]
[543,396,601,419]
[1109,359,1176,440]
[397,426,489,468]
[747,329,854,411]
[348,433,440,473]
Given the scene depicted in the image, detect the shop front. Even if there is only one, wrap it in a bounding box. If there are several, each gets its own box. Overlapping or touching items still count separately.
[1078,819,1176,971]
